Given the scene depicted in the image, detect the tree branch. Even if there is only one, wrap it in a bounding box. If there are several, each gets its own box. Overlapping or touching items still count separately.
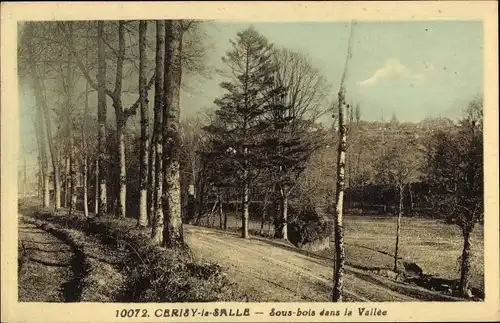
[123,73,156,119]
[56,21,114,99]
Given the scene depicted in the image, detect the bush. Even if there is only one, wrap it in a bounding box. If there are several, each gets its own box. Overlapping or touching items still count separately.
[287,202,332,248]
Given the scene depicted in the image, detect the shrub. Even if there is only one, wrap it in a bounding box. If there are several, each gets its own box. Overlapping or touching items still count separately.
[287,201,332,248]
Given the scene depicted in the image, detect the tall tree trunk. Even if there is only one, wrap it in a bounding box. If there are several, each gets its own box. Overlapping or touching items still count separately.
[274,187,289,240]
[196,185,204,225]
[81,63,90,217]
[35,65,61,211]
[281,190,288,240]
[116,115,126,218]
[186,184,196,224]
[332,90,347,302]
[36,153,41,197]
[25,23,58,209]
[460,227,472,298]
[242,157,249,239]
[223,193,228,231]
[69,140,77,215]
[147,136,156,225]
[394,183,403,271]
[162,20,184,248]
[332,19,356,302]
[138,20,149,226]
[94,158,99,214]
[210,201,218,227]
[38,119,50,207]
[113,21,127,219]
[260,189,269,235]
[49,130,61,210]
[97,20,108,217]
[64,156,70,208]
[35,95,50,207]
[66,28,77,216]
[151,20,165,245]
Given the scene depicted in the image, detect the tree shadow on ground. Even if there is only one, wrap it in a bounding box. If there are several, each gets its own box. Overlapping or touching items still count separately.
[60,250,86,302]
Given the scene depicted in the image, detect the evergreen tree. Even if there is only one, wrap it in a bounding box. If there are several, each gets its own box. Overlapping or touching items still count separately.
[204,27,276,239]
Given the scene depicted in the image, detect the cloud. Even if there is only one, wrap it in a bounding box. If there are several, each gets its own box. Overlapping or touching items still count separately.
[357,58,434,87]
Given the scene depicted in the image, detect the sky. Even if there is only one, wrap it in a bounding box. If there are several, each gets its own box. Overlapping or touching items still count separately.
[19,20,483,175]
[181,20,483,123]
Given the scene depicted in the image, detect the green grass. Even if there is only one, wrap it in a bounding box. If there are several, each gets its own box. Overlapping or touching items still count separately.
[201,212,484,294]
[326,215,483,293]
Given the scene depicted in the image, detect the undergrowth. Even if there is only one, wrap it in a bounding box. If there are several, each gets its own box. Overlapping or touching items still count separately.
[29,207,247,302]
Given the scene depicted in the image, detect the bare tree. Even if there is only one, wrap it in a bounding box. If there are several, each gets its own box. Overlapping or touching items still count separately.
[81,26,91,217]
[265,48,330,240]
[332,20,356,302]
[376,134,423,271]
[272,48,330,122]
[57,21,155,218]
[96,21,108,216]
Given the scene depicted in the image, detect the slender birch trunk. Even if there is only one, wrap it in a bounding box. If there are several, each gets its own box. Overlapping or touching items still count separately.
[162,20,184,248]
[332,90,347,302]
[138,20,149,226]
[332,20,356,302]
[394,183,403,271]
[97,21,108,216]
[151,20,165,244]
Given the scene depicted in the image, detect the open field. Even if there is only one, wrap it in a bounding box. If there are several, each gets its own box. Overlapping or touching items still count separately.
[201,212,484,294]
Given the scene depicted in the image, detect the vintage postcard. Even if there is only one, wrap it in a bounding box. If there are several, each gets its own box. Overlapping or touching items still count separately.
[1,1,499,322]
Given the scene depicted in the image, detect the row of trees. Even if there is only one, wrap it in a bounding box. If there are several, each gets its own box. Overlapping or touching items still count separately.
[21,19,483,300]
[20,20,210,247]
[21,22,332,245]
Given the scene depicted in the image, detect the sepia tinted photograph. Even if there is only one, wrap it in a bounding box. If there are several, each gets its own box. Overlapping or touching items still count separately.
[15,18,487,305]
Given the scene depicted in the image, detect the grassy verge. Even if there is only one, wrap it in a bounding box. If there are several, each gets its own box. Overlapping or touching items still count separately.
[28,207,247,302]
[22,216,90,302]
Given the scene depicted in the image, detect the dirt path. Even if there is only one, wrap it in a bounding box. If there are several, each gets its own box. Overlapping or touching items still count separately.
[18,219,75,302]
[185,225,418,302]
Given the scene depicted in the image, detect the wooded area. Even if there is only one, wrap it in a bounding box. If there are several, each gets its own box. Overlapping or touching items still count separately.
[18,20,484,301]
